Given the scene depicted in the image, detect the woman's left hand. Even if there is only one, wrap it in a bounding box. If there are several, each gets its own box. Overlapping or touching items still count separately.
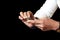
[34,18,59,31]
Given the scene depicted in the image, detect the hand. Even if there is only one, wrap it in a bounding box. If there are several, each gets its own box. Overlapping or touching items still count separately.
[19,11,35,28]
[34,18,59,31]
[27,18,59,31]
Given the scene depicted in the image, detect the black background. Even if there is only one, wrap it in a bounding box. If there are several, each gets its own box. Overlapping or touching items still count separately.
[16,0,60,39]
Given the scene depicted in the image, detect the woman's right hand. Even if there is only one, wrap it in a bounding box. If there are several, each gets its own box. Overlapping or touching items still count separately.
[19,11,35,28]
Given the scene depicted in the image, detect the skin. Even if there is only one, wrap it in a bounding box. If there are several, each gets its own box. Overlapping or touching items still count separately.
[19,11,35,28]
[19,11,59,31]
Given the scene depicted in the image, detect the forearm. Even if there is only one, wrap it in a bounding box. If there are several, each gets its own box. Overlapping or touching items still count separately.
[34,0,58,19]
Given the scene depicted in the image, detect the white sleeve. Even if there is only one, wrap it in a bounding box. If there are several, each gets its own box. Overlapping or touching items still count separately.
[34,0,58,19]
[57,0,60,9]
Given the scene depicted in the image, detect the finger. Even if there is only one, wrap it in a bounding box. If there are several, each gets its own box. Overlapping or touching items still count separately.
[24,22,33,28]
[35,24,44,28]
[20,12,24,18]
[35,24,49,31]
[35,19,43,24]
[35,24,44,30]
[19,16,23,20]
[27,11,30,18]
[26,20,35,23]
[19,16,26,22]
[27,11,34,20]
[24,12,27,19]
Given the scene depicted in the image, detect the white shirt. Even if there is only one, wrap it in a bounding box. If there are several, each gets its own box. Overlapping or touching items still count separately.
[34,0,60,19]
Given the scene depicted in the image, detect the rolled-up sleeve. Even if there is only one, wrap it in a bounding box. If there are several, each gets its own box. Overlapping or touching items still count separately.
[34,0,58,19]
[57,0,60,8]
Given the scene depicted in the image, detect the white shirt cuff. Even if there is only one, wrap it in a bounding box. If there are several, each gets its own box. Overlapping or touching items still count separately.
[57,0,60,8]
[34,0,58,19]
